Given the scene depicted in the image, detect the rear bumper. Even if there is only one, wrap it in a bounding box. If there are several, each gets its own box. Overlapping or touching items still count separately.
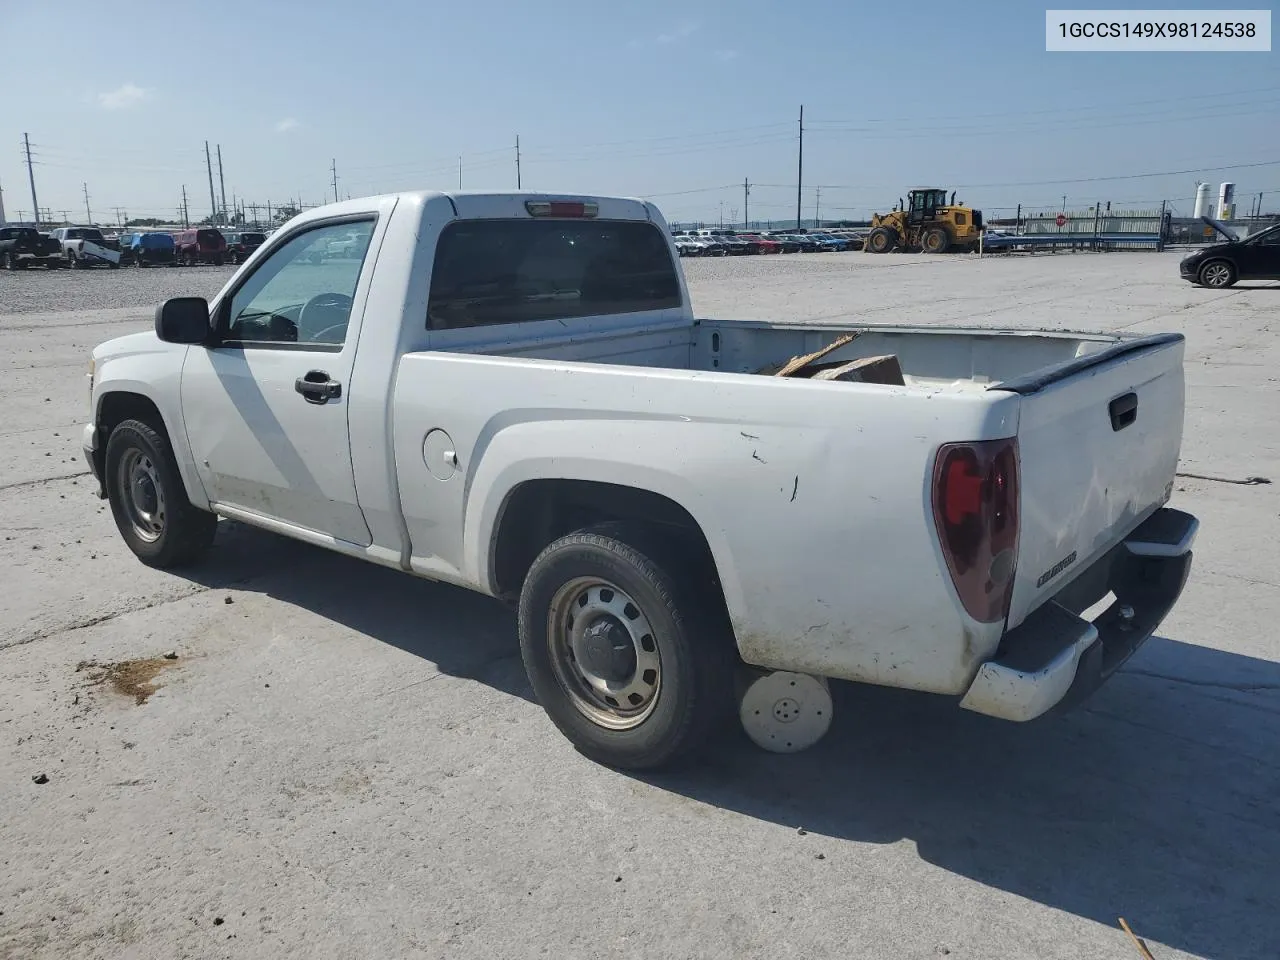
[959,507,1197,722]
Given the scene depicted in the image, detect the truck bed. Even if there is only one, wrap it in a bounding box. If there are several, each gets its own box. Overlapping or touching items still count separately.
[427,313,1144,393]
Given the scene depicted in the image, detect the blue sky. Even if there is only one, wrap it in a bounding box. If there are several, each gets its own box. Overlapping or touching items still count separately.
[1,0,1277,225]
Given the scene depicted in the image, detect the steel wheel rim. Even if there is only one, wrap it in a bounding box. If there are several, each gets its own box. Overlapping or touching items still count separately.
[547,577,662,731]
[1203,263,1230,287]
[117,448,166,543]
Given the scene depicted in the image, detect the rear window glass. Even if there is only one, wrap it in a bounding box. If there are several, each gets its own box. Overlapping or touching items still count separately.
[427,219,681,330]
[197,229,222,245]
[241,232,266,244]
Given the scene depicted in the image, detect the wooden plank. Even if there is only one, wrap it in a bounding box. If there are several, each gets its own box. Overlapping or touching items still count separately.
[767,332,860,378]
[809,354,905,385]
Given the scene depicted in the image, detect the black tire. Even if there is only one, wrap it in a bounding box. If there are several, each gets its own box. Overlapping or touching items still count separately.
[1197,259,1236,289]
[104,419,217,568]
[921,226,951,253]
[45,258,61,269]
[3,252,17,271]
[518,524,735,770]
[68,252,80,269]
[866,226,897,253]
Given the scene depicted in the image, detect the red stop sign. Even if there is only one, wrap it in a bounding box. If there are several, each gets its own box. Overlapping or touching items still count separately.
[1055,213,1067,227]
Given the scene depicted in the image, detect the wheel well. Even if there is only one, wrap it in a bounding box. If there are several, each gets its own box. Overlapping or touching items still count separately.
[98,392,166,448]
[491,480,721,601]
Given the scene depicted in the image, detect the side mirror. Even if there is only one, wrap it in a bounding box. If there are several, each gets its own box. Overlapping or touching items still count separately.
[155,297,211,344]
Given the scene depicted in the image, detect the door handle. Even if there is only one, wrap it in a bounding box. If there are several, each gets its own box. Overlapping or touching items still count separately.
[295,370,342,404]
[1109,392,1138,431]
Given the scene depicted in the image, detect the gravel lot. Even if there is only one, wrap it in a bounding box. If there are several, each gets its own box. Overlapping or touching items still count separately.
[2,250,1278,960]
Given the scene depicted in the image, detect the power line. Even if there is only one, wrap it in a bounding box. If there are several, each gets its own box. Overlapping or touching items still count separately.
[807,83,1280,126]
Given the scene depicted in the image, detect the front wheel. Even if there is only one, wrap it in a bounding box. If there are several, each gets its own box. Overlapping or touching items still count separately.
[518,526,734,770]
[866,226,897,253]
[104,419,217,568]
[1198,259,1236,288]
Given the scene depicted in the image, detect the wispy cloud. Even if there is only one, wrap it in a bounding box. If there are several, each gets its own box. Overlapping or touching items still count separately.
[274,117,300,133]
[713,48,740,62]
[97,83,148,110]
[656,22,698,44]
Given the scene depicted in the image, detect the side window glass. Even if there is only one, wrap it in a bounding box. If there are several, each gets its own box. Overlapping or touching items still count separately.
[224,220,374,346]
[1257,230,1280,246]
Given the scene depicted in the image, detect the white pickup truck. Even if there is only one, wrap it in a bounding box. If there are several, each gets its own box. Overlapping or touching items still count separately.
[83,191,1197,769]
[50,226,122,268]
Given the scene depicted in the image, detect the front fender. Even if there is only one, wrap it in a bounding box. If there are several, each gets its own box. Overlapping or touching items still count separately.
[93,347,208,509]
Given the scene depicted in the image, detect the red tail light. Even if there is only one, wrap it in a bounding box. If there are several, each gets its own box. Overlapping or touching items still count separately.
[931,438,1020,623]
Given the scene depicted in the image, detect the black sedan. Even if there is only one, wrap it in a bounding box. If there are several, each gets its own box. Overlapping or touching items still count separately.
[1180,218,1280,288]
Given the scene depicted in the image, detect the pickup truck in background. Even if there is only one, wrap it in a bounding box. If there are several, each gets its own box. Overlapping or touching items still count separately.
[82,191,1198,769]
[0,226,65,269]
[50,226,121,268]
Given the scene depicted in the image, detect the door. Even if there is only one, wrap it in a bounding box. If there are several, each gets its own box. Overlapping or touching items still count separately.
[1237,224,1280,280]
[180,216,379,545]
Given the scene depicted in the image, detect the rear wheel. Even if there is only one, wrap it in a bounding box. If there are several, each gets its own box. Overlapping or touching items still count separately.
[921,227,951,253]
[518,524,735,770]
[3,252,17,271]
[68,252,80,269]
[1198,259,1236,288]
[104,419,217,568]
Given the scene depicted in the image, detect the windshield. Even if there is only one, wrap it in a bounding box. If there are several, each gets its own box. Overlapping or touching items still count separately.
[428,219,681,329]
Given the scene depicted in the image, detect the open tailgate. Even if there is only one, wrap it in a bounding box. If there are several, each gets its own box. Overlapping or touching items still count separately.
[996,333,1186,630]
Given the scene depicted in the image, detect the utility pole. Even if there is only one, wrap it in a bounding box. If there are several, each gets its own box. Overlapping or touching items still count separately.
[204,141,217,224]
[795,106,804,231]
[0,176,7,226]
[181,185,190,227]
[458,156,462,190]
[23,133,39,226]
[815,186,821,227]
[113,206,127,227]
[266,199,272,224]
[331,158,339,203]
[217,145,228,224]
[515,135,522,189]
[82,182,92,224]
[744,178,750,229]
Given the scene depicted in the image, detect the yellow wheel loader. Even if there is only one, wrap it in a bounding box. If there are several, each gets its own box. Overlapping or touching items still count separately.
[865,188,984,254]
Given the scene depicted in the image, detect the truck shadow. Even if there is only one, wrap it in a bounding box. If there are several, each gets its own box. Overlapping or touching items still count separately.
[188,521,1278,960]
[639,644,1280,960]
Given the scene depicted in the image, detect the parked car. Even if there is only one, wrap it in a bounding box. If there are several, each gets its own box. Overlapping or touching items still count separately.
[224,231,267,264]
[49,226,121,268]
[119,232,176,267]
[172,228,227,265]
[1180,217,1280,288]
[776,233,823,252]
[688,236,728,256]
[0,226,64,269]
[672,236,705,257]
[807,233,848,252]
[84,189,1196,771]
[743,235,782,254]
